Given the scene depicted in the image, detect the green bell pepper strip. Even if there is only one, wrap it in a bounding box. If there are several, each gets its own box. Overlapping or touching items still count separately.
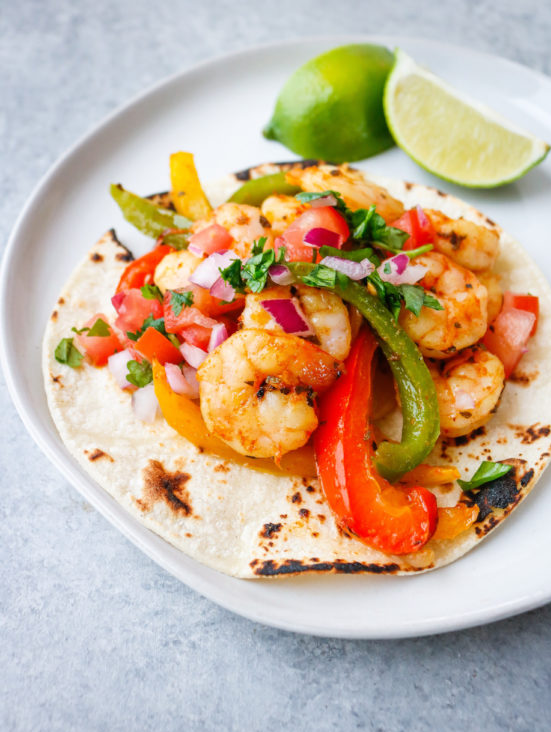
[288,262,440,482]
[110,184,191,250]
[227,172,301,206]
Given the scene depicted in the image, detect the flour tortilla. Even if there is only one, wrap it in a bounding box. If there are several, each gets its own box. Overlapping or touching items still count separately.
[43,163,551,577]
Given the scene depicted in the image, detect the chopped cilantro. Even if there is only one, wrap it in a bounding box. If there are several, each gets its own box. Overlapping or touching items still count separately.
[86,318,111,337]
[220,258,246,294]
[126,359,153,388]
[127,315,167,342]
[319,245,380,266]
[302,264,350,291]
[458,461,513,491]
[296,190,346,212]
[54,338,84,368]
[141,284,163,302]
[169,289,194,316]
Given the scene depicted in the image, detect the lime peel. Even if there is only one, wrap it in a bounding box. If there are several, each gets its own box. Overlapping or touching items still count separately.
[383,50,550,188]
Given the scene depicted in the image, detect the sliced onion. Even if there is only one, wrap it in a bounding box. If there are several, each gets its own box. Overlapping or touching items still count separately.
[182,365,200,399]
[189,250,238,289]
[107,349,134,389]
[269,264,294,285]
[181,341,208,368]
[209,276,235,302]
[453,387,476,411]
[208,323,229,352]
[260,298,313,336]
[310,194,338,208]
[303,227,340,248]
[378,253,427,285]
[132,383,159,423]
[319,256,374,280]
[188,243,205,258]
[111,292,125,312]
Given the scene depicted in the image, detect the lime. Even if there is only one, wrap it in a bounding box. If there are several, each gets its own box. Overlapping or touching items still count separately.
[384,50,550,187]
[263,44,395,163]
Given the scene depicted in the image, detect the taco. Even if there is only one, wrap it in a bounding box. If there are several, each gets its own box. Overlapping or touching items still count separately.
[43,158,551,577]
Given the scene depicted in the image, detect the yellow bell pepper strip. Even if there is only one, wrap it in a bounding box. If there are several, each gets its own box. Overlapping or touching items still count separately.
[169,152,212,221]
[288,261,440,482]
[431,504,479,541]
[110,183,191,250]
[399,464,461,487]
[152,360,316,478]
[228,171,301,206]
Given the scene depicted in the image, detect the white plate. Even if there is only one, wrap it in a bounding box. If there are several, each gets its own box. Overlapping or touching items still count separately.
[2,36,551,639]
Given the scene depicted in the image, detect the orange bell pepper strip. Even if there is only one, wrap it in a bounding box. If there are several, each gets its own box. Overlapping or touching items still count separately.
[170,152,212,221]
[399,464,461,487]
[116,245,172,293]
[314,327,438,555]
[152,360,316,477]
[431,504,479,541]
[135,328,183,365]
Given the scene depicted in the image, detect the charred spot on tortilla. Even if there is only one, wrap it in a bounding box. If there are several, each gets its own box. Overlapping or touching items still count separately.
[234,158,321,181]
[51,310,58,321]
[451,426,486,447]
[299,508,310,519]
[509,370,539,386]
[464,462,521,523]
[140,459,192,516]
[57,296,65,305]
[252,559,401,576]
[509,423,551,445]
[90,252,103,262]
[291,491,302,504]
[51,374,63,386]
[86,448,114,462]
[260,522,282,539]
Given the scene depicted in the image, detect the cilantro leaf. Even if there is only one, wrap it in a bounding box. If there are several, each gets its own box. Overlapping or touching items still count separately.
[302,264,350,291]
[220,258,246,294]
[169,290,193,316]
[458,461,513,492]
[54,338,84,368]
[86,318,111,337]
[422,292,443,312]
[126,359,153,388]
[141,284,163,302]
[241,238,277,293]
[295,190,346,212]
[71,325,89,335]
[400,284,426,317]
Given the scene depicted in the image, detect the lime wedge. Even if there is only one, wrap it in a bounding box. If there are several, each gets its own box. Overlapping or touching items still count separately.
[383,50,549,187]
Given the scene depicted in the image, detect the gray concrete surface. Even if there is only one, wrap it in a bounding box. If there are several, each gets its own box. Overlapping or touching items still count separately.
[2,1,551,730]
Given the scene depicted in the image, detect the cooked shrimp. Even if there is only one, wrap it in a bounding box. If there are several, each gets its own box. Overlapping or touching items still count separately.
[192,203,273,258]
[154,249,202,294]
[399,252,488,359]
[427,348,505,437]
[197,329,342,458]
[477,271,503,323]
[425,210,500,272]
[260,195,309,236]
[285,164,405,222]
[240,284,352,360]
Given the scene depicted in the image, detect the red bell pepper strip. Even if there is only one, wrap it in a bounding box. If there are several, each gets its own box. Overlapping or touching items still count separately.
[115,245,172,293]
[314,327,438,555]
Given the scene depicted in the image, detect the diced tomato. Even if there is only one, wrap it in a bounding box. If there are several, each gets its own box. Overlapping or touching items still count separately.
[163,296,218,334]
[113,288,163,335]
[188,224,233,256]
[115,245,172,293]
[483,307,536,378]
[75,314,122,367]
[179,324,213,351]
[502,292,539,336]
[135,327,183,365]
[163,286,243,326]
[391,206,435,251]
[278,206,349,263]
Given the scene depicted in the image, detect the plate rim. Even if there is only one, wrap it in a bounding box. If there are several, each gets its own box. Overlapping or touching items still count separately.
[2,34,551,639]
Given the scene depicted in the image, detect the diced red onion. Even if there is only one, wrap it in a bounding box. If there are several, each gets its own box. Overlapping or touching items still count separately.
[132,383,159,423]
[310,194,338,208]
[111,292,125,312]
[189,250,238,289]
[303,227,340,248]
[260,298,313,336]
[165,363,188,394]
[208,323,229,352]
[269,264,294,285]
[107,349,134,389]
[182,365,200,399]
[453,388,476,411]
[378,253,427,285]
[181,342,208,368]
[188,243,205,257]
[209,276,235,302]
[319,256,374,280]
